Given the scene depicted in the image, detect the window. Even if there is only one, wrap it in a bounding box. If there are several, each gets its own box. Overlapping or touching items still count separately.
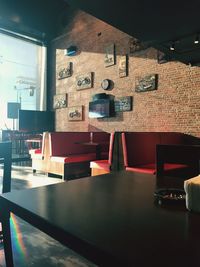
[0,32,47,130]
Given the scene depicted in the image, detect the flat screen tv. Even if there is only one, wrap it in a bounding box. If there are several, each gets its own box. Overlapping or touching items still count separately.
[89,99,115,118]
[19,110,55,132]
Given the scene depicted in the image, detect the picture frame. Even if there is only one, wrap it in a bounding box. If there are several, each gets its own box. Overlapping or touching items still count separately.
[53,94,67,109]
[58,62,73,79]
[114,96,133,112]
[157,50,169,64]
[129,37,148,54]
[135,74,158,92]
[118,55,128,78]
[104,43,115,67]
[76,72,93,90]
[68,106,83,121]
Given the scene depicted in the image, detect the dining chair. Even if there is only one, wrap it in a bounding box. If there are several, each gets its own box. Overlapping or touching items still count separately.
[0,141,14,267]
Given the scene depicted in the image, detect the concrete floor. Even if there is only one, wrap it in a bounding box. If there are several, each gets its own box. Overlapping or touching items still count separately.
[0,166,97,267]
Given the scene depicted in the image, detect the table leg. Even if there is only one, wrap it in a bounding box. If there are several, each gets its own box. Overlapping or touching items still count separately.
[2,211,14,267]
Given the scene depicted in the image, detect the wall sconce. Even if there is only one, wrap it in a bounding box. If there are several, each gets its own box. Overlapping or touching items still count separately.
[64,45,77,56]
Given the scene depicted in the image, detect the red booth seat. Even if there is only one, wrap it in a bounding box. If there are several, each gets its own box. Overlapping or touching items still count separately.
[51,153,96,163]
[122,132,190,175]
[48,131,110,180]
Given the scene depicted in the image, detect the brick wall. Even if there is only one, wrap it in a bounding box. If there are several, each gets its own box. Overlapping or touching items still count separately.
[50,10,200,137]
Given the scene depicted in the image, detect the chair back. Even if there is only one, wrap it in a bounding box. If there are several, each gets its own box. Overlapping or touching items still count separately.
[0,142,12,193]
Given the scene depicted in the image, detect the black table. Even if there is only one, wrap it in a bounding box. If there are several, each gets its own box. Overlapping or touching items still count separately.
[75,141,103,159]
[1,171,200,267]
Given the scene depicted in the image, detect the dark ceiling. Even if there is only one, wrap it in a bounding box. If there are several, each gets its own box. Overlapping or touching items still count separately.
[65,0,200,65]
[0,0,200,64]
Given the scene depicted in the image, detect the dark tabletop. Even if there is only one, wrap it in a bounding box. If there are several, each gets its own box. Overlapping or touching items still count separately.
[1,171,200,267]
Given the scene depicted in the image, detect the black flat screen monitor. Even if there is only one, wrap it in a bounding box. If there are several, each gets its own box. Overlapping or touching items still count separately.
[19,110,54,132]
[89,99,114,118]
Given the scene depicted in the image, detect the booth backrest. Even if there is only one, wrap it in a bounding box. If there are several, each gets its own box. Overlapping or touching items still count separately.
[92,132,110,155]
[122,132,160,167]
[49,131,110,157]
[122,132,192,168]
[49,132,94,156]
[160,132,185,145]
[108,133,115,165]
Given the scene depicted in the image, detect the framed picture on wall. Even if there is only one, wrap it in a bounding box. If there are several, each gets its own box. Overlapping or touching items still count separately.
[157,50,169,64]
[135,74,158,92]
[104,43,115,67]
[129,37,148,54]
[57,62,73,79]
[53,94,67,109]
[68,106,83,121]
[76,72,93,90]
[114,96,133,112]
[118,55,128,78]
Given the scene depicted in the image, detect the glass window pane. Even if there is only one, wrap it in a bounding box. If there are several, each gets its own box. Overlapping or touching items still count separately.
[0,32,46,130]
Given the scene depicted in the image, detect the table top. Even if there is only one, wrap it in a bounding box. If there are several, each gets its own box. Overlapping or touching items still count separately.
[1,171,200,266]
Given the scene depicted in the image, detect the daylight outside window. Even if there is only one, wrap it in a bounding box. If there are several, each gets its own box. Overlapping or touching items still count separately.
[0,32,47,131]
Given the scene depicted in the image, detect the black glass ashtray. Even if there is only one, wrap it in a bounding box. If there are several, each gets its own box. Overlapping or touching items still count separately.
[154,188,186,205]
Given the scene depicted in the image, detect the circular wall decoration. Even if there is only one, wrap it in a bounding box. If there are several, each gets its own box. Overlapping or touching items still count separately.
[101,79,111,90]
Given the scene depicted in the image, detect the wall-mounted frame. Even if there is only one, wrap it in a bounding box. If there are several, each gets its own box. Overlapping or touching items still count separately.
[104,43,115,67]
[68,106,83,121]
[53,94,67,109]
[119,55,128,78]
[157,50,169,64]
[76,72,93,90]
[135,74,158,92]
[114,96,133,112]
[129,37,148,54]
[58,62,73,79]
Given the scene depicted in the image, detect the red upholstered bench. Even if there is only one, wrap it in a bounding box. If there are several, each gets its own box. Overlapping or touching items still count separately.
[48,131,110,180]
[121,132,190,176]
[90,133,115,176]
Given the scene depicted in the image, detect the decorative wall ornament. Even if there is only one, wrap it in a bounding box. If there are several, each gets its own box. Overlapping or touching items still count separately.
[76,72,93,90]
[104,43,115,67]
[114,96,133,112]
[64,45,77,56]
[53,94,67,109]
[101,79,112,90]
[58,62,72,79]
[68,106,83,121]
[135,74,158,92]
[129,37,148,54]
[157,50,169,64]
[118,55,128,78]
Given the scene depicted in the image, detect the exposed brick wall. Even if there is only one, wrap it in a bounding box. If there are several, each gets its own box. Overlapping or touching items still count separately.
[50,10,200,137]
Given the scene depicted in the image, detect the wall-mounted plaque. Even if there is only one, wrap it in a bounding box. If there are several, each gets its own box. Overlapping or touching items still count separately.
[119,55,128,78]
[129,37,148,54]
[157,50,169,64]
[58,62,72,79]
[104,43,115,67]
[114,96,133,112]
[135,74,158,92]
[76,72,93,90]
[68,106,83,121]
[53,94,67,109]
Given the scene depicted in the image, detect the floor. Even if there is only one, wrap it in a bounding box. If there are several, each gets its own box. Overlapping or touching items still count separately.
[0,165,97,267]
